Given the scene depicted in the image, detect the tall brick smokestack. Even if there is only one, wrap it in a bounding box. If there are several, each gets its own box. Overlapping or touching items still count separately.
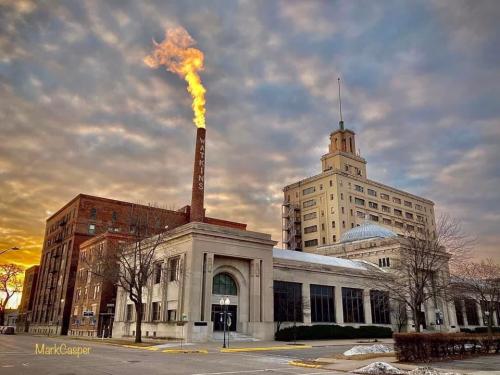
[190,127,206,222]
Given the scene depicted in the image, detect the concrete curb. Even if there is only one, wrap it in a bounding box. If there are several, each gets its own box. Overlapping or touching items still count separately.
[221,345,312,353]
[288,360,324,369]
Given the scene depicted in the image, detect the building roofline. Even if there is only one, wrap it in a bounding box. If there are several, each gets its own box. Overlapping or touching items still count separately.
[46,193,188,222]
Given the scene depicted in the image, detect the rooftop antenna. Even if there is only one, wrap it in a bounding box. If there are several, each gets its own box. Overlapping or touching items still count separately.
[338,77,344,130]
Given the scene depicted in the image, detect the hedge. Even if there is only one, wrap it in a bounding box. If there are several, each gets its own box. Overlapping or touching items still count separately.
[275,324,392,341]
[394,332,500,362]
[460,327,500,334]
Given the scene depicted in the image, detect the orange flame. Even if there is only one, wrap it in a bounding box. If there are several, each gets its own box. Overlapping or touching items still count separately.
[144,27,206,128]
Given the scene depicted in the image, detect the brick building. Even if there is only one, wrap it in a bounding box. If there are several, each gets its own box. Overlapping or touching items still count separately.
[30,193,246,335]
[69,232,134,337]
[16,265,39,332]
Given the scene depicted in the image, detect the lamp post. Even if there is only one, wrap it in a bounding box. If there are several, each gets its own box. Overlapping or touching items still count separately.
[0,247,20,256]
[219,297,230,348]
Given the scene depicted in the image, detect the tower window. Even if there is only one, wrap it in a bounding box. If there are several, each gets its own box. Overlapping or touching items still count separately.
[90,208,97,220]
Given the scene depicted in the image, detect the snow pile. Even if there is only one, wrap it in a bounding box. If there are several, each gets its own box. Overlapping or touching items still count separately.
[344,344,393,356]
[354,361,406,374]
[408,367,461,375]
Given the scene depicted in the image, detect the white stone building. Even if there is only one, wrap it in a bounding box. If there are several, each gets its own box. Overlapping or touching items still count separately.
[112,220,464,342]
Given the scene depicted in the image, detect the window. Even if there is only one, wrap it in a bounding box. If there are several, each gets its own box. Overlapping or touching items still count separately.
[395,221,404,228]
[454,299,464,326]
[304,225,317,234]
[406,225,415,232]
[404,201,412,208]
[417,215,424,222]
[382,218,391,225]
[213,273,237,295]
[322,237,325,244]
[330,194,334,200]
[152,302,161,321]
[303,199,316,208]
[356,211,365,218]
[394,209,402,217]
[464,299,479,325]
[141,303,146,321]
[370,290,390,324]
[303,187,315,195]
[354,198,365,206]
[332,235,336,242]
[369,214,379,222]
[380,193,389,201]
[90,208,97,220]
[405,212,414,220]
[329,180,332,187]
[369,201,378,209]
[303,212,317,221]
[126,304,133,321]
[304,239,318,247]
[341,207,345,214]
[274,281,303,322]
[154,262,162,284]
[167,309,176,321]
[382,205,390,213]
[415,204,423,211]
[168,257,179,281]
[354,185,364,193]
[393,197,401,204]
[111,211,117,223]
[367,189,377,197]
[310,285,335,322]
[342,221,345,228]
[88,224,96,235]
[93,284,100,299]
[342,288,364,323]
[331,221,336,228]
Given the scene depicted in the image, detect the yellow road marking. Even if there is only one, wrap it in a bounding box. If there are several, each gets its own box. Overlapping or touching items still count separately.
[221,345,311,353]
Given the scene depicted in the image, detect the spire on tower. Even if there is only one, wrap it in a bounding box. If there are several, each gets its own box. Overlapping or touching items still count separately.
[338,77,344,131]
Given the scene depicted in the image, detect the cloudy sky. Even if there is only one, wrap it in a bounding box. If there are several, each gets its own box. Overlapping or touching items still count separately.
[1,0,499,270]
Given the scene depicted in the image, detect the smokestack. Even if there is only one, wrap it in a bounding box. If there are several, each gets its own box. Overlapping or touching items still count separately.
[190,127,206,222]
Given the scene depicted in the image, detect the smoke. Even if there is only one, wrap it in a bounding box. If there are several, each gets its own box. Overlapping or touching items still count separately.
[144,27,206,128]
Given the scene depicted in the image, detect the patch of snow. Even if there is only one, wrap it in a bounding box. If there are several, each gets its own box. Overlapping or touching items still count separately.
[344,344,393,356]
[408,367,462,375]
[354,361,405,374]
[273,248,366,270]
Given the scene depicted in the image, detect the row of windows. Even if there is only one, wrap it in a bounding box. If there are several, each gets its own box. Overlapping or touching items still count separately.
[352,186,426,212]
[353,200,424,223]
[273,282,391,324]
[153,257,180,284]
[125,303,177,322]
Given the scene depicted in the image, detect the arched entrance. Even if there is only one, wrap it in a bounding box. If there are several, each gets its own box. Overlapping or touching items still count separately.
[211,272,238,331]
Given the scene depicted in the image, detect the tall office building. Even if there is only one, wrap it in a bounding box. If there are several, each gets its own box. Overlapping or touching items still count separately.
[282,120,436,252]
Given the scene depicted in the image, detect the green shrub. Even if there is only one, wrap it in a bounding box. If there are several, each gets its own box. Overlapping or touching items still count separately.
[394,332,500,362]
[460,327,500,334]
[275,324,392,341]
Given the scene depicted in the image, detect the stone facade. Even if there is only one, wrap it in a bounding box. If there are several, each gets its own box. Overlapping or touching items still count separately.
[113,222,276,341]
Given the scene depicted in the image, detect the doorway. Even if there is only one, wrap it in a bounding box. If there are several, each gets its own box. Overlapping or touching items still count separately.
[211,304,237,331]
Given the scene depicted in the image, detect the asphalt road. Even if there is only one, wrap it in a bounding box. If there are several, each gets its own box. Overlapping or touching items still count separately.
[0,335,345,375]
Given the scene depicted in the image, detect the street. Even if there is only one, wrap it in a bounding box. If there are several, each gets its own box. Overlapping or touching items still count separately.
[0,335,346,375]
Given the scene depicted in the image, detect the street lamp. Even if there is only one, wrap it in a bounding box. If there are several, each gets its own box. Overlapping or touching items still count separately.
[0,247,20,256]
[219,297,230,348]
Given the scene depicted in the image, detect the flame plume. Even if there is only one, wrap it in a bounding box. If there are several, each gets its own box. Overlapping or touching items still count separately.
[144,27,206,128]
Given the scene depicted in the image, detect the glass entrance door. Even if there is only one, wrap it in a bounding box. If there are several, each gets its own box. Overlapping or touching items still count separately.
[211,304,237,331]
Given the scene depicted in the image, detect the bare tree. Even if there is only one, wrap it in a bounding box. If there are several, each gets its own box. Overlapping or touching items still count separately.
[0,264,23,325]
[452,259,500,337]
[370,214,471,332]
[85,204,174,343]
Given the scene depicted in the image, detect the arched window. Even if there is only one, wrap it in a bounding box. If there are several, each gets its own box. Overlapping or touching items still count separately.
[212,273,237,295]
